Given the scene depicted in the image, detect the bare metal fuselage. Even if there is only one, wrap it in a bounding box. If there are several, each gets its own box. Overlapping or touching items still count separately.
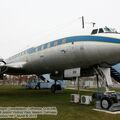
[5,33,120,75]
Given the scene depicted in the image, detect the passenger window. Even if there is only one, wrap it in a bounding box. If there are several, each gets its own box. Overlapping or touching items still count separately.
[41,45,44,50]
[54,41,58,46]
[37,46,41,51]
[99,28,104,33]
[62,39,67,44]
[47,43,50,48]
[91,29,98,34]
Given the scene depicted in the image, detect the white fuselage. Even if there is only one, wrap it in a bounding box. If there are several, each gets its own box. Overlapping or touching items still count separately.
[5,33,120,75]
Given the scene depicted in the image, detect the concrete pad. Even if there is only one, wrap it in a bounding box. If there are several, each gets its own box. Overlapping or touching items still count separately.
[93,109,120,114]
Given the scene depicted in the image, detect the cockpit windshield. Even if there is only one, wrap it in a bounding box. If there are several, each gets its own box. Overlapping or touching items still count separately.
[104,27,111,32]
[91,26,118,35]
[104,27,118,33]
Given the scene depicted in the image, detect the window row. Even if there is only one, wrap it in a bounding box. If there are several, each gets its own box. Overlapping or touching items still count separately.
[36,38,67,52]
[9,38,67,60]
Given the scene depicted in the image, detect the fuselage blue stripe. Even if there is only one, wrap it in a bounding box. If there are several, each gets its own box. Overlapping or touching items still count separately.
[67,36,120,44]
[27,35,120,54]
[8,35,120,60]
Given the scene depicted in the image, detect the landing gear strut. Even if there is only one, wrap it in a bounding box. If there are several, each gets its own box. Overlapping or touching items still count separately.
[51,80,57,94]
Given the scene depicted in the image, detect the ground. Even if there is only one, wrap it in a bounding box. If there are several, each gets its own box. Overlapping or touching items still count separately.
[0,85,120,120]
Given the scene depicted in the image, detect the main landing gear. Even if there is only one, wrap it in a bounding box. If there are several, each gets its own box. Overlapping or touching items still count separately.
[51,80,62,94]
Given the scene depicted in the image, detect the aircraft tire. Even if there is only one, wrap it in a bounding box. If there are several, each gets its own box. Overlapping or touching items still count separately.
[35,86,40,90]
[51,85,56,93]
[56,84,62,90]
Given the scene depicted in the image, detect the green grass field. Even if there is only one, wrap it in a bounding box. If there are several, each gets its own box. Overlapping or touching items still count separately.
[0,85,120,120]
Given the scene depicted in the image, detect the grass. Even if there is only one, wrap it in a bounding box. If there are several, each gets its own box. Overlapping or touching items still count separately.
[0,85,120,120]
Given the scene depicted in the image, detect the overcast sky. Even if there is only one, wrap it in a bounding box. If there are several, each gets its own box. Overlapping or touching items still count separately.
[0,0,120,58]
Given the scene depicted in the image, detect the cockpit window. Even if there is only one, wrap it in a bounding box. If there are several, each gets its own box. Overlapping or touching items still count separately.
[104,27,118,33]
[91,29,98,34]
[110,28,118,33]
[99,28,104,33]
[104,27,112,32]
[91,27,118,35]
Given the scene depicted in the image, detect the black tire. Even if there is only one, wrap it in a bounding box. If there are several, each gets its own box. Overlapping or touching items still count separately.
[35,86,40,90]
[56,85,62,90]
[100,97,112,110]
[51,85,56,93]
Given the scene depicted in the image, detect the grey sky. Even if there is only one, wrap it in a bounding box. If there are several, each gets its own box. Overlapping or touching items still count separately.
[0,0,120,58]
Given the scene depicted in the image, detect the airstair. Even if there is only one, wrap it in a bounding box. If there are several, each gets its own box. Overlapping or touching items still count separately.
[111,64,120,83]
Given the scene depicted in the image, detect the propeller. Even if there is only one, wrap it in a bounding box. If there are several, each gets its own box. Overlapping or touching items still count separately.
[0,58,7,80]
[0,58,6,65]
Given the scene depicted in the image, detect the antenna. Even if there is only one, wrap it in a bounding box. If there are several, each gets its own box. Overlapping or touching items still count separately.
[91,22,96,27]
[85,22,96,27]
[78,16,85,29]
[82,16,85,29]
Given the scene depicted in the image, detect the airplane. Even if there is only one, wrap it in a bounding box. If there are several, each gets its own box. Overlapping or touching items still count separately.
[0,26,120,91]
[1,26,120,110]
